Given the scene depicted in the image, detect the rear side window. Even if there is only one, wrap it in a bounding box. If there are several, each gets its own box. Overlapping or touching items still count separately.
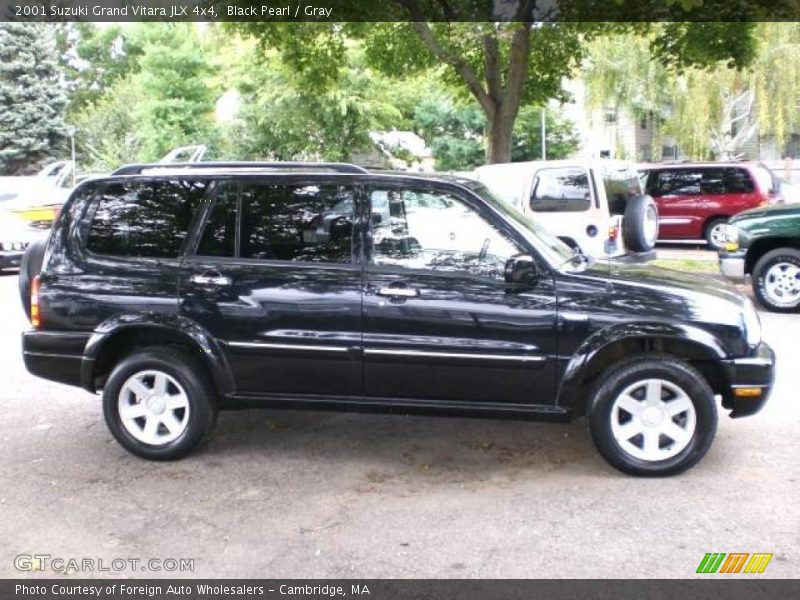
[530,167,591,212]
[701,168,754,194]
[197,183,355,263]
[650,170,702,197]
[86,180,207,258]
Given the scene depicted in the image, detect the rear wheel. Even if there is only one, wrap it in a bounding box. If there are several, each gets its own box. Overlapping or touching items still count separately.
[752,248,800,312]
[588,355,717,476]
[102,346,218,460]
[704,217,728,251]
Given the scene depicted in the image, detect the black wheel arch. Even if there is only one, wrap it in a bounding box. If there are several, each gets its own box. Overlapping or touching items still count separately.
[557,329,730,417]
[744,237,800,274]
[81,316,234,397]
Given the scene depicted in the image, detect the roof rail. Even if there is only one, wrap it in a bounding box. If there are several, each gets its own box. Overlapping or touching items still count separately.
[110,161,370,176]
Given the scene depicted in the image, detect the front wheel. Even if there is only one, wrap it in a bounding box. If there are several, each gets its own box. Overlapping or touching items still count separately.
[102,346,218,460]
[588,356,717,476]
[752,248,800,312]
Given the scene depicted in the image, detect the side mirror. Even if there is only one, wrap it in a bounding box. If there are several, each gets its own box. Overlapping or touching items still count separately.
[504,254,540,287]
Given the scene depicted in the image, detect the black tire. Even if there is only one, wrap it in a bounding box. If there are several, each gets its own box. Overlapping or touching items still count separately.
[752,247,800,313]
[102,346,218,460]
[588,355,717,476]
[622,195,658,252]
[704,217,728,251]
[18,239,46,320]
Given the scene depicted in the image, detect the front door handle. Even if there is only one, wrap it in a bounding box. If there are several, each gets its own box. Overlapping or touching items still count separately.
[191,271,232,286]
[377,287,420,298]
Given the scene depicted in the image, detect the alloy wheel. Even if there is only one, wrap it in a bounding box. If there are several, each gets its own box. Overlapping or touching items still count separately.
[610,378,696,461]
[117,370,190,446]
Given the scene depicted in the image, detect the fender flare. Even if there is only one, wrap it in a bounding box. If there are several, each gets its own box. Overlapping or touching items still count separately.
[80,313,235,396]
[556,321,727,413]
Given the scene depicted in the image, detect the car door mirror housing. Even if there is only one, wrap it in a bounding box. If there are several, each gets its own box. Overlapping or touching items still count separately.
[504,254,540,287]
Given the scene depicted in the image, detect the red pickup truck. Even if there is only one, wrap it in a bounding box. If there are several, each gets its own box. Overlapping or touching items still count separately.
[638,163,782,249]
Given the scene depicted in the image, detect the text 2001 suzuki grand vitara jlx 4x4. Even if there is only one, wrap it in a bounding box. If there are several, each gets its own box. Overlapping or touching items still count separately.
[19,162,775,476]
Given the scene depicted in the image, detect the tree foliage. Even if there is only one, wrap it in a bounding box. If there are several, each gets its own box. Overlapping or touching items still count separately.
[232,2,756,164]
[584,23,796,159]
[218,38,403,161]
[0,23,69,174]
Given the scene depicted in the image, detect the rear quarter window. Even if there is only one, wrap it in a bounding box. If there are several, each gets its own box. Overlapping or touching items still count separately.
[86,180,207,258]
[530,167,591,212]
[602,167,642,216]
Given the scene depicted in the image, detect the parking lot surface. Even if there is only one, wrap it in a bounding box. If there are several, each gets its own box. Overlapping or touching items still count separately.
[0,268,797,578]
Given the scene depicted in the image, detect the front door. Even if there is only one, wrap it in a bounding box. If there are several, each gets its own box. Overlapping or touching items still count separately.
[648,168,703,239]
[178,179,363,396]
[361,184,559,405]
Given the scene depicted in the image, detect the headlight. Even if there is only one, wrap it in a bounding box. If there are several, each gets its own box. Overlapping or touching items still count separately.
[742,299,761,347]
[723,224,740,251]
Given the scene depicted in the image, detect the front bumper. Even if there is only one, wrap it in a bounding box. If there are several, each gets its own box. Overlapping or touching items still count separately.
[718,250,746,282]
[0,250,24,269]
[720,341,776,418]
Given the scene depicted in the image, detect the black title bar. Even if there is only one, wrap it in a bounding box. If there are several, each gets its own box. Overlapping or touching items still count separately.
[2,0,800,22]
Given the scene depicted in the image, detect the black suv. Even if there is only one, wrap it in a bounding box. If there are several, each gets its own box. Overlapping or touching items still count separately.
[19,162,775,476]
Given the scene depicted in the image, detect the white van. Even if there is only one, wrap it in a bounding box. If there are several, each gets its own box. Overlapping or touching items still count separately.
[472,159,658,259]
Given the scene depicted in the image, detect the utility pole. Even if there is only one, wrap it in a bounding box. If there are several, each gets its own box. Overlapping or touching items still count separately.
[541,106,546,160]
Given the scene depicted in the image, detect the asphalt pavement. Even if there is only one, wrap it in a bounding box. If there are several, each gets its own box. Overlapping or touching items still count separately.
[0,267,797,579]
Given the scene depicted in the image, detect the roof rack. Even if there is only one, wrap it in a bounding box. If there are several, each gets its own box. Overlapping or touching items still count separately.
[110,161,370,176]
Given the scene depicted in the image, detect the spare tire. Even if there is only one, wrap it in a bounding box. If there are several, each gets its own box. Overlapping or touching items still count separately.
[622,194,658,252]
[18,239,46,320]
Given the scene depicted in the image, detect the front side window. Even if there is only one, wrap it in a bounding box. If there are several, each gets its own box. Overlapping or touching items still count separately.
[196,183,355,263]
[530,167,591,212]
[369,187,521,280]
[86,180,207,258]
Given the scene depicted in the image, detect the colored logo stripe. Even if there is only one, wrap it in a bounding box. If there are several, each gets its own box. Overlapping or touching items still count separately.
[696,552,773,574]
[744,553,773,574]
[697,553,726,573]
[720,553,749,573]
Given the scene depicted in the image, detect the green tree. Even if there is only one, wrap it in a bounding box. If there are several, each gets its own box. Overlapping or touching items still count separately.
[217,37,402,161]
[57,23,144,117]
[71,76,145,171]
[583,23,797,159]
[128,23,219,161]
[0,23,69,174]
[412,96,579,170]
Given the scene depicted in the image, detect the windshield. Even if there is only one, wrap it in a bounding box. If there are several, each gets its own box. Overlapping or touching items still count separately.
[468,182,582,268]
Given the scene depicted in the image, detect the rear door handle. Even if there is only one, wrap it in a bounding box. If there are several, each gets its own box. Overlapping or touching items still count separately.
[191,272,232,286]
[377,287,420,298]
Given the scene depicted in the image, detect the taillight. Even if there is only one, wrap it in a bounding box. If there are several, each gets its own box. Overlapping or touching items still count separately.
[30,275,41,329]
[608,223,619,241]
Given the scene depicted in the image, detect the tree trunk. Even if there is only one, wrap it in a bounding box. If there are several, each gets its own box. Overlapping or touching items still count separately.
[486,112,514,164]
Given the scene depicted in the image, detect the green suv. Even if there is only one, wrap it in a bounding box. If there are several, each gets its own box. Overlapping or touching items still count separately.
[719,203,800,312]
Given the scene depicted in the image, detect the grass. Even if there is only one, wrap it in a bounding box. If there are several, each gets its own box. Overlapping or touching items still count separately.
[650,258,719,275]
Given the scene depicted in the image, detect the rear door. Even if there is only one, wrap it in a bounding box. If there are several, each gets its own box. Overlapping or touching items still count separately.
[178,178,363,397]
[362,183,559,405]
[647,168,703,239]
